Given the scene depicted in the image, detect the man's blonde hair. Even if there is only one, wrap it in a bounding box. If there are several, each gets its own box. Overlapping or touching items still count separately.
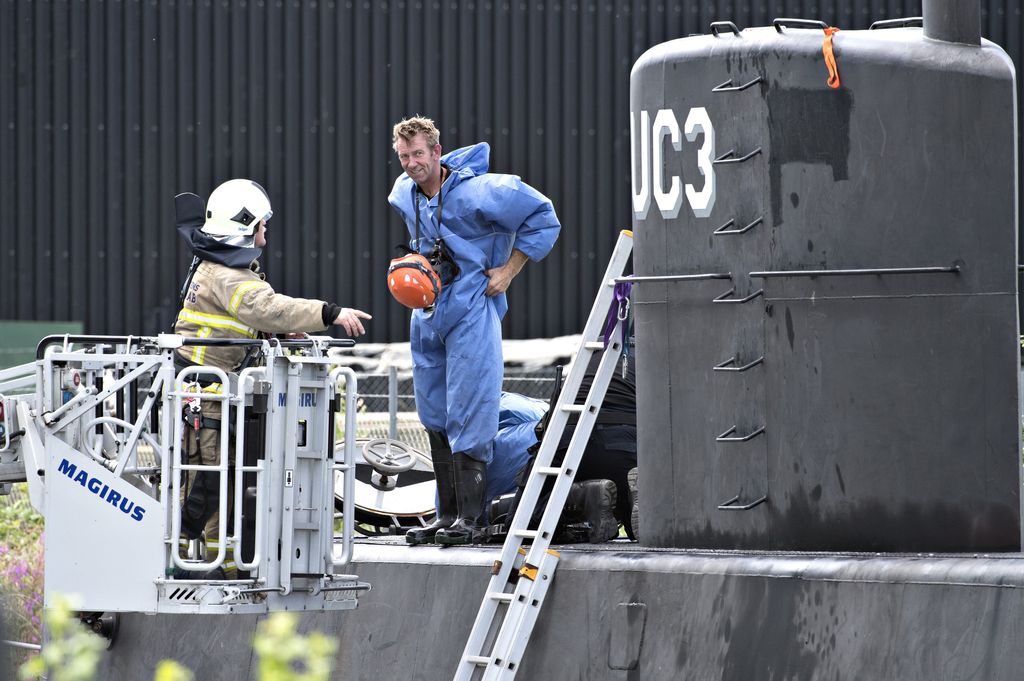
[392,116,440,150]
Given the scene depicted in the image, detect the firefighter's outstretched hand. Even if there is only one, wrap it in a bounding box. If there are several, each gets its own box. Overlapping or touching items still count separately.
[332,308,372,337]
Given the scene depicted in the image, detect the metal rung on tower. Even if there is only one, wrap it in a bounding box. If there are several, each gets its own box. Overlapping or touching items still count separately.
[453,230,634,681]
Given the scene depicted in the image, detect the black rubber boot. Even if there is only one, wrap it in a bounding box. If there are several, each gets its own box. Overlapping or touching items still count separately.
[554,479,620,543]
[406,432,458,545]
[181,470,220,540]
[435,454,489,545]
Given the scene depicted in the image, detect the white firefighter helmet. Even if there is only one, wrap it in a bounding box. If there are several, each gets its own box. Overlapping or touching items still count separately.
[201,179,273,237]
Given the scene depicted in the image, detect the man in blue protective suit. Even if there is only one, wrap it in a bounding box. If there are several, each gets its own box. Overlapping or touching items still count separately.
[389,116,561,545]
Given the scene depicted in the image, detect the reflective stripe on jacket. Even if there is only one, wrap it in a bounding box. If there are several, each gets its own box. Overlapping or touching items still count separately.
[174,260,328,372]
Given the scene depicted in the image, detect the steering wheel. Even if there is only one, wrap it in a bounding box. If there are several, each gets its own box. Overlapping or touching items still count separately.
[361,438,419,475]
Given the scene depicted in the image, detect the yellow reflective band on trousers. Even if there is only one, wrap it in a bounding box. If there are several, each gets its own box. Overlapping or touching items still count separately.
[190,327,213,364]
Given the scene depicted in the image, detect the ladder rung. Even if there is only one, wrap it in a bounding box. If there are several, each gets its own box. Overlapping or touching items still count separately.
[487,591,515,603]
[454,230,633,681]
[293,521,318,530]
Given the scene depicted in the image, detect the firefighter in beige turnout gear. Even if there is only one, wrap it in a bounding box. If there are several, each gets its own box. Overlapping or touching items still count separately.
[173,178,371,579]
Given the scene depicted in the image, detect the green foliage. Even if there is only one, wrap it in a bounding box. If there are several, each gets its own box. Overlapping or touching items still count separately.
[18,595,106,681]
[253,612,337,681]
[0,486,45,651]
[0,487,44,549]
[154,660,194,681]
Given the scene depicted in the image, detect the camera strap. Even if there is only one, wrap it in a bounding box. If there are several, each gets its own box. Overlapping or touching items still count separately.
[412,164,448,254]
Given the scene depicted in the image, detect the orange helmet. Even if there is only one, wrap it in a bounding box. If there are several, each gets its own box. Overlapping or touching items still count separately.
[387,253,442,309]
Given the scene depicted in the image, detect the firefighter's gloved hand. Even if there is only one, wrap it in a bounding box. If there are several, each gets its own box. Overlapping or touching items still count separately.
[332,308,372,337]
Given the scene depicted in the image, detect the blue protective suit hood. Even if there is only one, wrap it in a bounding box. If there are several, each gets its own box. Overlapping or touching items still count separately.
[442,142,490,181]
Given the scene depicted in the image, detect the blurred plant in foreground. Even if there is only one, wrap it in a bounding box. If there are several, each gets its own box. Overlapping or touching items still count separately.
[254,611,338,681]
[18,594,105,681]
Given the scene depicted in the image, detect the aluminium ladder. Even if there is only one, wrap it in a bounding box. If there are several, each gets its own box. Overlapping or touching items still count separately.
[453,229,634,681]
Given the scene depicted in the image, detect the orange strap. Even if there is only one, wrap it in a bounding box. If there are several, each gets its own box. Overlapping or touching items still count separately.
[822,27,841,89]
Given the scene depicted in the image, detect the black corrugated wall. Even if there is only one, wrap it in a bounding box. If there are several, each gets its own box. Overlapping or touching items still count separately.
[0,0,1018,342]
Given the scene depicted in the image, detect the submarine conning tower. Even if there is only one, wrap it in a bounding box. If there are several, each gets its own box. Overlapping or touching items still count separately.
[630,0,1021,552]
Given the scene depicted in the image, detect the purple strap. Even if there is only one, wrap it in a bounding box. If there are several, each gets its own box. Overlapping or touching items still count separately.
[601,282,632,349]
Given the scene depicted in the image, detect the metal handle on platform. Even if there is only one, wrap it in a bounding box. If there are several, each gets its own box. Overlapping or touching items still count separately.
[712,76,762,92]
[716,425,765,442]
[869,16,922,29]
[773,17,828,32]
[713,148,762,164]
[713,356,765,372]
[718,494,768,510]
[713,287,764,304]
[709,21,741,37]
[714,216,762,236]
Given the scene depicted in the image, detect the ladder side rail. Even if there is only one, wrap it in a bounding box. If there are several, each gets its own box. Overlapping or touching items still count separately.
[491,344,600,553]
[113,371,165,478]
[482,337,626,677]
[458,342,600,652]
[167,364,231,572]
[495,226,632,536]
[329,367,358,569]
[278,365,302,594]
[453,351,610,681]
[523,338,625,567]
[485,549,561,681]
[483,230,633,569]
[233,367,268,574]
[454,231,633,681]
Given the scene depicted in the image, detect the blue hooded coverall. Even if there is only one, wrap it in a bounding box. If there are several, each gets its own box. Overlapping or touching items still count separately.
[488,391,548,503]
[388,143,560,464]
